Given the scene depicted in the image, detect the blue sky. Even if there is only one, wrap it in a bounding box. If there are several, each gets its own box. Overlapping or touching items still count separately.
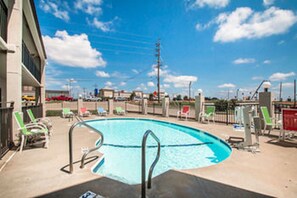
[36,0,297,99]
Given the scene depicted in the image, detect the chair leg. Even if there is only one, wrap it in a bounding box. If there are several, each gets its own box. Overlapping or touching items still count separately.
[20,135,25,152]
[44,134,49,149]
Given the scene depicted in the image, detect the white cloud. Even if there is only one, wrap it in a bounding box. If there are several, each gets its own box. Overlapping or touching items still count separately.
[164,75,198,88]
[278,40,285,45]
[233,58,256,64]
[263,60,271,64]
[43,30,106,68]
[218,83,236,88]
[269,72,295,81]
[132,69,139,74]
[263,0,274,6]
[191,0,230,9]
[147,64,169,77]
[120,82,126,86]
[163,84,170,88]
[105,81,113,87]
[252,76,263,81]
[282,82,294,88]
[75,0,103,15]
[213,7,297,42]
[96,71,110,78]
[88,17,118,32]
[39,0,69,21]
[147,82,155,87]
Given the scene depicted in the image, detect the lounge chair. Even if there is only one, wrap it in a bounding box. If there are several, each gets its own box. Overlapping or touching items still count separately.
[97,107,107,116]
[13,111,49,152]
[26,109,53,135]
[62,108,74,119]
[260,106,281,135]
[115,107,125,115]
[177,105,190,120]
[79,107,91,117]
[199,106,215,123]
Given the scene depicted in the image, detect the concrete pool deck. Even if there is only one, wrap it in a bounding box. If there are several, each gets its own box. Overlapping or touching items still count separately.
[0,114,296,198]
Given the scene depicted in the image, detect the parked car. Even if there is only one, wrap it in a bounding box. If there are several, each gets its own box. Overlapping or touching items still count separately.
[51,95,73,101]
[84,96,102,102]
[114,97,127,101]
[22,95,35,101]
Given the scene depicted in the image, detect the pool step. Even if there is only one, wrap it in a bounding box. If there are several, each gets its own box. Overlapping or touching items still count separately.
[93,154,105,172]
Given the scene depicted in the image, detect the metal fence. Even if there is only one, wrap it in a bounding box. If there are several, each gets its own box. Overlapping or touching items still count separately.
[22,104,43,123]
[0,0,7,42]
[0,102,14,159]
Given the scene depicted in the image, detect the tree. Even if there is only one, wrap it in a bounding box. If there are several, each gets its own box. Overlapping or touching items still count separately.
[176,95,182,100]
[149,93,154,101]
[130,92,136,101]
[183,95,188,100]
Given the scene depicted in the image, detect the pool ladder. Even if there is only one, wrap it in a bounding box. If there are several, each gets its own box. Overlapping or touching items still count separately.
[68,116,104,173]
[141,130,161,198]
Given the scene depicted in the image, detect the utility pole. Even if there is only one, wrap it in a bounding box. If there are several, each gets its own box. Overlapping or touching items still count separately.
[279,82,282,101]
[155,39,161,103]
[188,81,192,100]
[68,79,75,97]
[294,79,296,107]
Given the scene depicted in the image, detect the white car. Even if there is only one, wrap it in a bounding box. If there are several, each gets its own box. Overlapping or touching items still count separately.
[84,96,102,101]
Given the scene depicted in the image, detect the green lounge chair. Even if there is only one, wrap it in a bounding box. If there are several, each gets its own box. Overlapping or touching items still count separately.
[115,107,125,115]
[199,106,215,123]
[26,109,52,134]
[260,106,282,135]
[62,108,74,118]
[13,111,49,152]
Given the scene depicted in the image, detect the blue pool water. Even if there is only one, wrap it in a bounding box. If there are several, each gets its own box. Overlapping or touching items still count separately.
[86,118,231,185]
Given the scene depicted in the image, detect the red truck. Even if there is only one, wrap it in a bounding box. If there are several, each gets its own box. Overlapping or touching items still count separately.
[51,95,73,101]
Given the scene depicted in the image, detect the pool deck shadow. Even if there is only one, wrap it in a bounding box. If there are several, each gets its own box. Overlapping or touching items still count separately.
[40,170,272,198]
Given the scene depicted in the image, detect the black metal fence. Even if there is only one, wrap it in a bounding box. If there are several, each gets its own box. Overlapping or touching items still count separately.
[0,102,14,159]
[22,41,41,82]
[0,0,7,42]
[22,104,43,123]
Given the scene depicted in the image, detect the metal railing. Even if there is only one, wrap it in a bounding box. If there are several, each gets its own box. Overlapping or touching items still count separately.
[141,130,161,198]
[68,117,104,173]
[0,0,7,42]
[22,104,43,123]
[0,102,14,159]
[22,41,41,82]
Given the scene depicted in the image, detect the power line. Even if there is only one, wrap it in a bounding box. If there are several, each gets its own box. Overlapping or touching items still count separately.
[40,25,155,45]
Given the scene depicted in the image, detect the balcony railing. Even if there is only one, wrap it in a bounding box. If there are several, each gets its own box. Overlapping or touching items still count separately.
[0,102,14,159]
[22,41,41,83]
[0,0,7,42]
[22,104,43,124]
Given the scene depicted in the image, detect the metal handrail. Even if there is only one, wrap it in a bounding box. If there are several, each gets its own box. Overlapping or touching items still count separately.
[141,130,161,198]
[68,117,104,173]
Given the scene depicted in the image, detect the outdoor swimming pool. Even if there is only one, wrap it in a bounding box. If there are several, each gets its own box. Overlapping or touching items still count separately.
[86,118,231,185]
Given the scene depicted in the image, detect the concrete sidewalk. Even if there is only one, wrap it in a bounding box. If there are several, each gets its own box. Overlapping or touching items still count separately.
[0,114,296,197]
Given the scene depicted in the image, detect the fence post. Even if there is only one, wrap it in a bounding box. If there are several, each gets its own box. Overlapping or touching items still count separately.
[195,94,204,121]
[142,99,147,115]
[108,99,113,115]
[226,102,229,125]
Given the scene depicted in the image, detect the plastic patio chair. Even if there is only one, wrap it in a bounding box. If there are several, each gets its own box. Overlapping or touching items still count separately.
[115,107,125,115]
[79,107,91,117]
[260,106,282,135]
[177,105,190,120]
[62,108,74,118]
[26,109,53,135]
[13,111,49,152]
[97,107,107,116]
[199,106,215,123]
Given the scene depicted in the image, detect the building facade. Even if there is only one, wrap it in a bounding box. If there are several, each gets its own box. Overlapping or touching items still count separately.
[0,0,46,141]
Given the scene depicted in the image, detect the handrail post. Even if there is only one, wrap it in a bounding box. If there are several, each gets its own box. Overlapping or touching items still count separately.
[141,130,161,198]
[68,117,104,173]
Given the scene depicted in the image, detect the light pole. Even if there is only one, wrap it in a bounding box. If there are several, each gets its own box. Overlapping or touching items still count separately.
[188,81,192,100]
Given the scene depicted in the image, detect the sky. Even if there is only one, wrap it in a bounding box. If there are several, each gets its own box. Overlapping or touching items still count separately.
[35,0,297,99]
